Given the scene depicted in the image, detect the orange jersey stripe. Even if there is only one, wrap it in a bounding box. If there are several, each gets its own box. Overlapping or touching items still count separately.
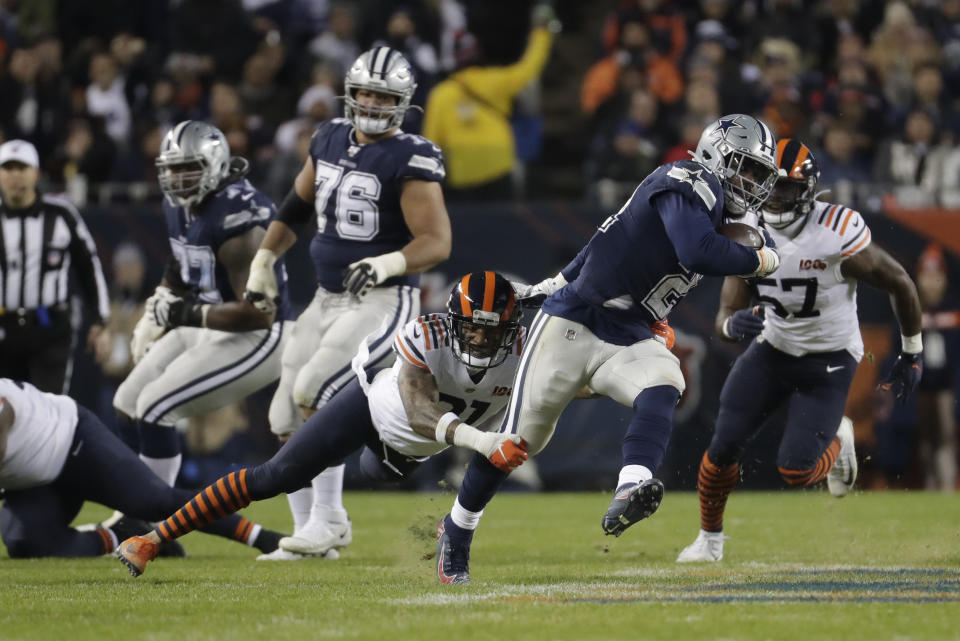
[396,335,428,370]
[459,274,472,316]
[418,318,432,350]
[838,209,855,235]
[824,204,839,228]
[482,271,495,312]
[840,228,871,256]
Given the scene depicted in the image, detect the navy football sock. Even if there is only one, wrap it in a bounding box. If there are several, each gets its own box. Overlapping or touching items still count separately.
[621,385,680,472]
[138,420,181,458]
[455,452,509,515]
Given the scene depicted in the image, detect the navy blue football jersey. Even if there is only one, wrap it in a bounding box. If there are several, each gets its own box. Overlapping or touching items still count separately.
[307,117,445,292]
[163,178,290,320]
[542,159,760,345]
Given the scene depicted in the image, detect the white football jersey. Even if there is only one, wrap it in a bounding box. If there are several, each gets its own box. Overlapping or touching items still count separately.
[757,200,872,359]
[0,378,78,490]
[365,314,524,458]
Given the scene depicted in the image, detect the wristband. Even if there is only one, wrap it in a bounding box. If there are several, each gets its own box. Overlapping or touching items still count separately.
[721,316,734,339]
[901,333,923,354]
[435,411,459,444]
[373,250,407,279]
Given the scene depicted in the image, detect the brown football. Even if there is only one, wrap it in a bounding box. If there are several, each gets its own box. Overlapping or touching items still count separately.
[717,222,764,249]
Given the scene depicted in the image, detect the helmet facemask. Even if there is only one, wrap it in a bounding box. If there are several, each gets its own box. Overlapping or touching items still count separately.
[446,271,522,370]
[343,47,417,136]
[449,310,520,370]
[761,138,820,229]
[721,150,779,216]
[156,121,230,208]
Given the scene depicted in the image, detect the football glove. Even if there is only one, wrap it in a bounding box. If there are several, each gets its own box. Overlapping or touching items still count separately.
[131,286,171,363]
[650,319,676,350]
[244,248,280,313]
[510,272,568,308]
[743,246,780,278]
[878,352,923,405]
[451,424,529,473]
[343,251,406,298]
[150,288,206,329]
[722,306,765,341]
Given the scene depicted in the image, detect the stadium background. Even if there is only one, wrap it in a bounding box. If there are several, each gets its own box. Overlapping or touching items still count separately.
[4,0,958,492]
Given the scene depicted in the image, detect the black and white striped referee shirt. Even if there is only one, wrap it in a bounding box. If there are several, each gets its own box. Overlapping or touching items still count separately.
[0,194,110,323]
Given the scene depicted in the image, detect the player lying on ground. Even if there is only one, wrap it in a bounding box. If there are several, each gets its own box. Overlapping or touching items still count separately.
[115,272,529,576]
[432,114,783,584]
[0,378,284,558]
[677,139,923,563]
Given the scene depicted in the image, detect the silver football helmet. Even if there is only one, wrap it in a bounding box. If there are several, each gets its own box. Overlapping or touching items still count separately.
[691,114,779,216]
[156,120,230,208]
[343,47,417,136]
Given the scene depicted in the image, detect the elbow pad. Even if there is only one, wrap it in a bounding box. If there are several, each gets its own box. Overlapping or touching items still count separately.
[276,189,314,226]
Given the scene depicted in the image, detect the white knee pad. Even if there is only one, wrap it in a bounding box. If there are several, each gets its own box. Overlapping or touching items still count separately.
[591,340,685,406]
[269,387,302,436]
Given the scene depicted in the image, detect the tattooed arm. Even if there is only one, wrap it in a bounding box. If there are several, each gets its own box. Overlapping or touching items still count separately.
[396,359,528,471]
[396,360,459,441]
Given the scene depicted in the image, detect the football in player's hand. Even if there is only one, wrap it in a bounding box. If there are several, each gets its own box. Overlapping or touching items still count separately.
[718,222,764,249]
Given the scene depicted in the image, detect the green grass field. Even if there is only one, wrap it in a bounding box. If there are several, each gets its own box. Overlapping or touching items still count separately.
[1,490,958,641]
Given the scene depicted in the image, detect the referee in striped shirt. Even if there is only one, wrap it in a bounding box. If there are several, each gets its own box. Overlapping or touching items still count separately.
[0,139,110,394]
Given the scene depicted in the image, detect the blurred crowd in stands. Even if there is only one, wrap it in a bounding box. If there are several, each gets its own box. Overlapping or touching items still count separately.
[1,0,958,207]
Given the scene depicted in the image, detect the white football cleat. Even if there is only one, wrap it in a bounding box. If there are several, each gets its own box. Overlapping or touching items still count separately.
[676,529,726,563]
[256,547,340,561]
[279,517,352,555]
[827,416,858,497]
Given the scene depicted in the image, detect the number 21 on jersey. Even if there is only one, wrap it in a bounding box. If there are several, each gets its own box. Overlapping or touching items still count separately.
[314,159,382,241]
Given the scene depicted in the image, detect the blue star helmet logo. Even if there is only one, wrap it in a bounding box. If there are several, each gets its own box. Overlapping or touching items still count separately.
[714,116,744,140]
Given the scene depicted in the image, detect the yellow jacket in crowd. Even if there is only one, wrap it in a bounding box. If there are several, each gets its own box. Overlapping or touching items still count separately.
[423,27,554,189]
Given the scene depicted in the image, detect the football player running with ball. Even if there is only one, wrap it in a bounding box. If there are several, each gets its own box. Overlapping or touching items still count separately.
[676,139,923,563]
[434,114,784,584]
[115,273,528,577]
[243,47,451,560]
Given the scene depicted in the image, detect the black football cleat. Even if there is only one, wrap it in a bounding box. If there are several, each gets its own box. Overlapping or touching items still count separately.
[436,515,472,585]
[601,478,665,537]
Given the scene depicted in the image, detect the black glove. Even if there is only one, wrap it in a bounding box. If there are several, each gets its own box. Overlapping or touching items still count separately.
[723,306,765,341]
[342,260,379,297]
[878,352,923,405]
[151,292,205,329]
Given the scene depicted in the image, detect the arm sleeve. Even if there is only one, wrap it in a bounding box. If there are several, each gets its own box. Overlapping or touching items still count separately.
[560,245,589,281]
[654,191,759,276]
[490,27,554,98]
[63,203,110,322]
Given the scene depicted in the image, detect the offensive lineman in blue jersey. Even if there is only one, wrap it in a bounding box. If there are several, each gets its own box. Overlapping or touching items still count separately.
[243,47,452,559]
[434,114,783,584]
[114,121,292,492]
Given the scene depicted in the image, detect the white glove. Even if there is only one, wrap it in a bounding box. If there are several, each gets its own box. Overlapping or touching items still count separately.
[245,248,279,312]
[743,247,780,278]
[511,272,568,307]
[343,250,406,298]
[130,287,170,363]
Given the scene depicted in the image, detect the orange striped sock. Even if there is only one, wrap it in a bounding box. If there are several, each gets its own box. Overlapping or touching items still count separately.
[698,451,739,533]
[154,470,252,542]
[94,527,115,554]
[779,437,841,487]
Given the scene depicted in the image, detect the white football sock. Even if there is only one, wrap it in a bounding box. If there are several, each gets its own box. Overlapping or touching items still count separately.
[286,487,313,532]
[617,464,652,489]
[310,465,346,522]
[139,453,182,486]
[450,498,483,530]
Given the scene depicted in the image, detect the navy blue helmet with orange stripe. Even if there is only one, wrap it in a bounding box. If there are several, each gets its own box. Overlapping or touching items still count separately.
[447,271,522,369]
[762,138,820,229]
